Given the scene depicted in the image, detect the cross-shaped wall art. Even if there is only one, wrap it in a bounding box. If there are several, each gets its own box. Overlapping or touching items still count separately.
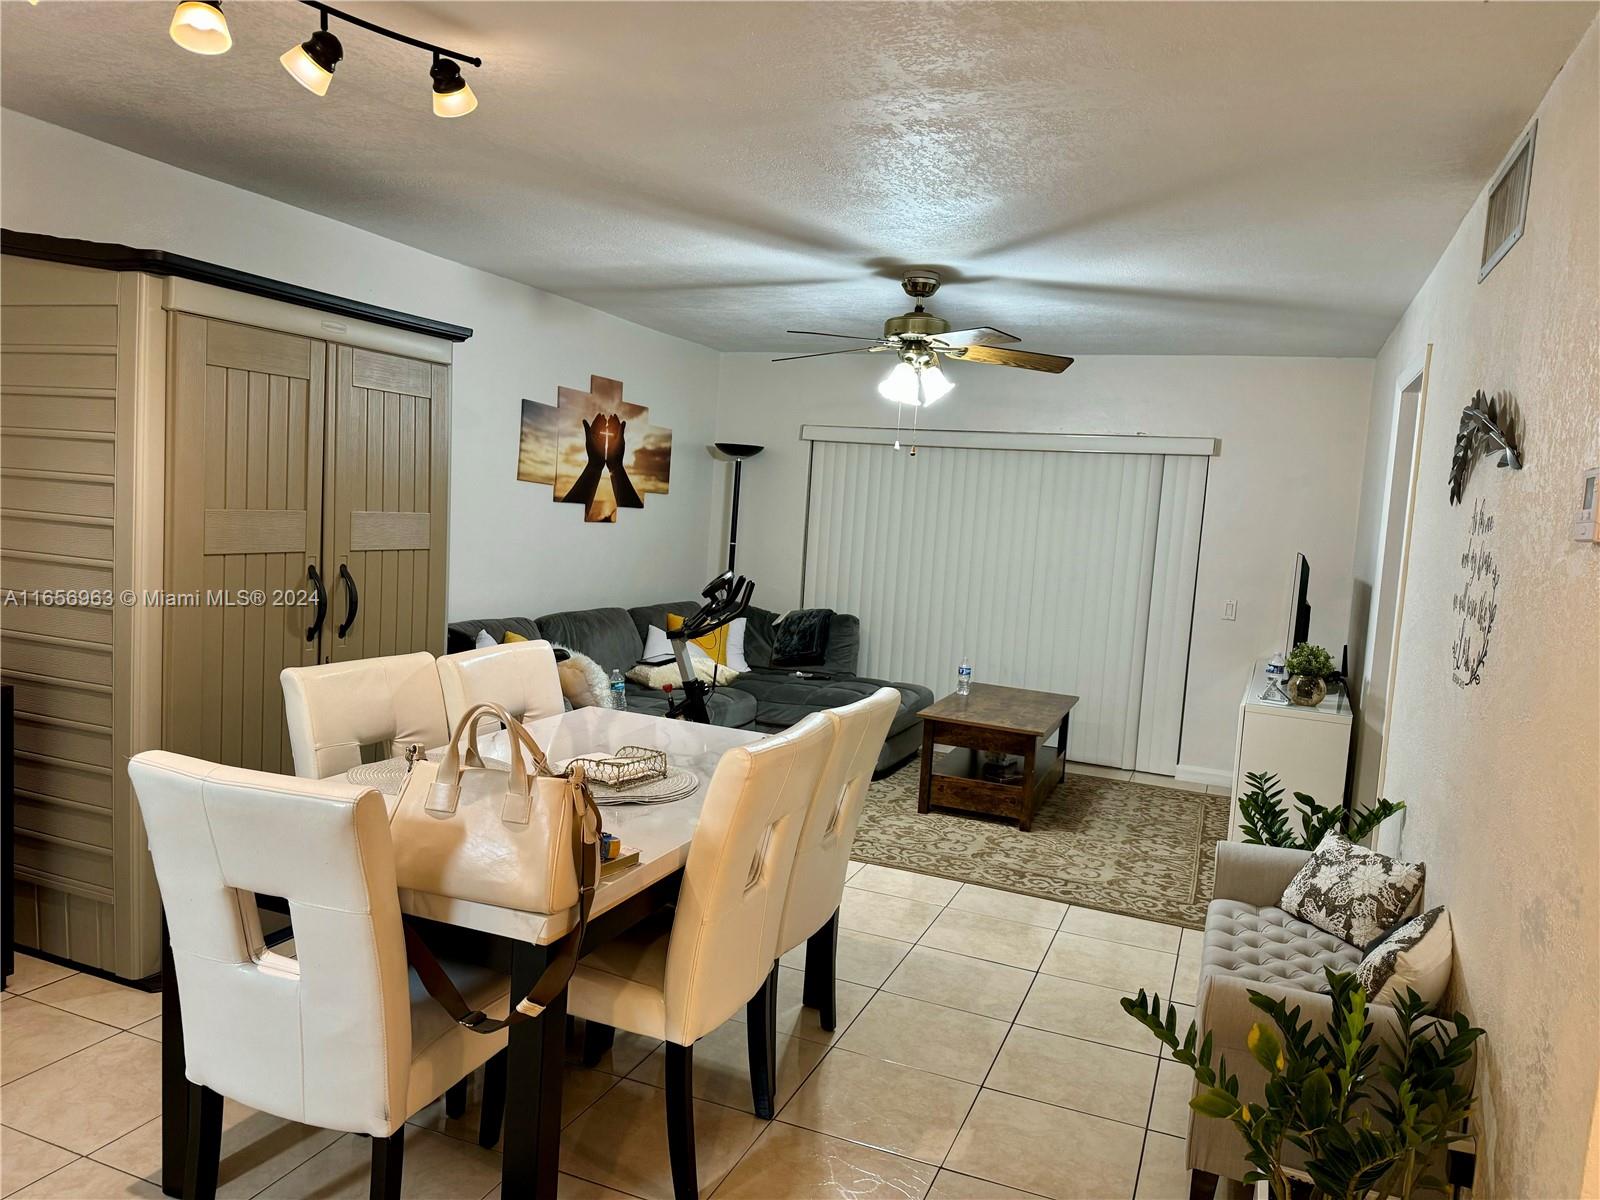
[517,375,673,522]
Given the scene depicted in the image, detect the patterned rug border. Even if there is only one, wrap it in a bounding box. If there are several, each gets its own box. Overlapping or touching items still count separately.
[847,852,1207,932]
[850,767,1227,931]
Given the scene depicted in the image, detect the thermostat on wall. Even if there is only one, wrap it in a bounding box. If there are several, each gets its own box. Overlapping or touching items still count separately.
[1575,467,1600,543]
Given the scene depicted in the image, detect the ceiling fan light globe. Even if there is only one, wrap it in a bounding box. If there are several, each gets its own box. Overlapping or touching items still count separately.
[878,362,920,405]
[170,0,231,54]
[920,364,954,404]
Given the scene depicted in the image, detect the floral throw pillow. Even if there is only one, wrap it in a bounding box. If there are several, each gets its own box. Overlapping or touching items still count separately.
[1280,834,1424,947]
[1356,906,1452,1007]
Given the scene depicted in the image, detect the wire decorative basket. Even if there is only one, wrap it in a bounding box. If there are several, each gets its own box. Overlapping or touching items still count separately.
[566,746,668,791]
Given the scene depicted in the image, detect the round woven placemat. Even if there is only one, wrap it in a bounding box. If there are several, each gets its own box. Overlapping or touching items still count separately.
[590,765,699,806]
[345,758,409,796]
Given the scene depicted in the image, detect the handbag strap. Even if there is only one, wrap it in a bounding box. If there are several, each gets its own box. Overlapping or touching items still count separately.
[403,765,603,1033]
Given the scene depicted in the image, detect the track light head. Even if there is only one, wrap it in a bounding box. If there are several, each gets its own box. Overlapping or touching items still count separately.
[281,27,342,96]
[170,0,231,55]
[430,55,478,118]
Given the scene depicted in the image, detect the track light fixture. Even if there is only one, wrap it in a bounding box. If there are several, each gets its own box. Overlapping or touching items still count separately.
[281,9,342,97]
[170,0,482,115]
[169,0,231,56]
[430,55,478,118]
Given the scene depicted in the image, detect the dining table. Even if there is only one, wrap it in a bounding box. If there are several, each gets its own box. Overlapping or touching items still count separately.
[158,707,767,1200]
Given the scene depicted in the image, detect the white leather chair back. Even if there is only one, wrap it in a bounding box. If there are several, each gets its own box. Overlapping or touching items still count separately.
[777,688,901,954]
[281,652,447,778]
[128,751,411,1136]
[437,640,564,737]
[663,714,834,1044]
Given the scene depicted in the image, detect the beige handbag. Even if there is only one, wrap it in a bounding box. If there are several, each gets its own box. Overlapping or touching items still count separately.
[392,700,603,1027]
[391,700,598,914]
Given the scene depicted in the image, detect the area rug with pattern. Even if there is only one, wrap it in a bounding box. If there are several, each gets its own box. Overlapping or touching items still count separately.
[851,763,1230,929]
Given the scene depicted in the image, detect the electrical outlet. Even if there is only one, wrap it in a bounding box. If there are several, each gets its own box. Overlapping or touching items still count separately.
[1222,599,1237,621]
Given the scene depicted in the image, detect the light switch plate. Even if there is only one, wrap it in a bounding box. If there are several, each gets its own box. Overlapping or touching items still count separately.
[1223,599,1238,621]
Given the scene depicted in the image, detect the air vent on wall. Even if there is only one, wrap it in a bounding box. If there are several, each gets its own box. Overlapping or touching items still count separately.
[1480,122,1536,282]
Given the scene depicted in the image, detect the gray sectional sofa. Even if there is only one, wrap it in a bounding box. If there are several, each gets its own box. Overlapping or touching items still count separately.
[447,600,934,774]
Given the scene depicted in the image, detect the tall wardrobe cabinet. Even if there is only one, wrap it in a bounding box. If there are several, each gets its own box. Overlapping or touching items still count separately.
[2,248,460,979]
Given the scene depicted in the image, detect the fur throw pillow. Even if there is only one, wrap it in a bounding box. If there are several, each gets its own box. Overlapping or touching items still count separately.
[627,653,738,691]
[553,645,609,708]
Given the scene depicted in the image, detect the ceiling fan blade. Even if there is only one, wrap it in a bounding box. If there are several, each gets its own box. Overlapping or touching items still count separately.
[930,326,1020,349]
[771,346,877,363]
[785,329,883,341]
[948,345,1074,373]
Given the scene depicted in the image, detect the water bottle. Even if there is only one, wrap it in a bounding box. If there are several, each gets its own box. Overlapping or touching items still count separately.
[957,657,972,696]
[609,669,628,710]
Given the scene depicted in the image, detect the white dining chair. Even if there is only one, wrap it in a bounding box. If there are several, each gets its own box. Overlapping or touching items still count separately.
[745,687,900,1115]
[128,751,511,1200]
[436,639,564,739]
[567,713,835,1200]
[281,652,448,779]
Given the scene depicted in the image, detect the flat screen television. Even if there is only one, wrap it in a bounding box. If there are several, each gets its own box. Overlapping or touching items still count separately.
[1283,553,1311,656]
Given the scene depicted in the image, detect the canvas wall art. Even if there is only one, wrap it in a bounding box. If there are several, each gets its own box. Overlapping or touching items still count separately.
[516,374,672,522]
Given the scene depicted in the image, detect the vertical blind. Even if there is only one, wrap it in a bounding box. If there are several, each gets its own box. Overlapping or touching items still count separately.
[803,439,1207,771]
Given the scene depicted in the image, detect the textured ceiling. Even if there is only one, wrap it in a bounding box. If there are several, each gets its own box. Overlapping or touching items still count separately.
[1,1,1594,354]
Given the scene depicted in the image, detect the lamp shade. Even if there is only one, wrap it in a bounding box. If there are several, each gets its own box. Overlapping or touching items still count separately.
[430,56,478,117]
[920,363,954,404]
[713,442,765,460]
[878,361,920,406]
[281,29,342,96]
[170,0,231,55]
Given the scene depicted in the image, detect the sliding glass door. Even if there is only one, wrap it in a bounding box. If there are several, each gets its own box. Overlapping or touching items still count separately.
[803,437,1207,771]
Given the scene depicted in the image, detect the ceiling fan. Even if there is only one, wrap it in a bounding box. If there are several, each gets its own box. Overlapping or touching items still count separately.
[773,270,1073,406]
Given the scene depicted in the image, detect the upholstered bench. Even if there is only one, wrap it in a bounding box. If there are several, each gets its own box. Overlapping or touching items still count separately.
[1187,842,1454,1191]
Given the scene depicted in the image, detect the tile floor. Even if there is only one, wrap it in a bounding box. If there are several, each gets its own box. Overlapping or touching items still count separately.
[1,863,1210,1200]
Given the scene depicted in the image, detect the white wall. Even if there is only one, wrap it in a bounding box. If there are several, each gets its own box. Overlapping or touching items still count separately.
[714,353,1375,778]
[0,109,722,622]
[1349,22,1599,1196]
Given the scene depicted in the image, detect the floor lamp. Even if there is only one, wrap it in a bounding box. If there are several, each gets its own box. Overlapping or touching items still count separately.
[713,442,764,572]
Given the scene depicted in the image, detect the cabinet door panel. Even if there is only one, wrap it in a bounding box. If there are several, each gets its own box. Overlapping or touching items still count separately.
[165,315,325,772]
[326,346,447,661]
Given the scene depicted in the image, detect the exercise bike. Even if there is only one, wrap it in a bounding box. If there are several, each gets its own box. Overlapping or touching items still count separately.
[659,571,754,724]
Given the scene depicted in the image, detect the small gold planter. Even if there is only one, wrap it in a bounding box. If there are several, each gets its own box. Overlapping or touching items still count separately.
[1286,675,1328,706]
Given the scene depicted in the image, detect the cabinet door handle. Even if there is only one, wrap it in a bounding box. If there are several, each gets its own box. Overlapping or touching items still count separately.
[338,563,360,639]
[306,563,328,643]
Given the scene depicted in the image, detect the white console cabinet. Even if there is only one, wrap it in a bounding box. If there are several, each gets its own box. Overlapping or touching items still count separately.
[1229,659,1353,840]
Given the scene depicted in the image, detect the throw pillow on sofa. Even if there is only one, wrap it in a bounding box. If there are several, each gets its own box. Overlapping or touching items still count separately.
[1356,906,1452,1007]
[666,613,750,673]
[1280,833,1425,947]
[771,608,832,667]
[553,645,610,708]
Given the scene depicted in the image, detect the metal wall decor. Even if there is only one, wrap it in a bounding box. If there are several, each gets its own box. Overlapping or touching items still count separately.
[1448,390,1522,504]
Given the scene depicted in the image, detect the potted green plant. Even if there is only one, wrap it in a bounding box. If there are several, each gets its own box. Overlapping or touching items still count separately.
[1284,642,1335,706]
[1236,771,1405,849]
[1122,970,1482,1200]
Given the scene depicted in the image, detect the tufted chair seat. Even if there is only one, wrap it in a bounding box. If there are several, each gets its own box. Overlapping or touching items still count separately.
[1202,898,1362,990]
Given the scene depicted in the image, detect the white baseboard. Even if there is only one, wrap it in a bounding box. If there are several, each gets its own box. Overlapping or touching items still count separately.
[1175,763,1233,788]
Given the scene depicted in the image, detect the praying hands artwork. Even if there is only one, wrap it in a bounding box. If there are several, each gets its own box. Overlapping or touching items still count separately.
[518,375,672,522]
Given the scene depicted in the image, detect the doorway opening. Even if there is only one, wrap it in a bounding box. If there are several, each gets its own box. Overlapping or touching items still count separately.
[1354,352,1429,853]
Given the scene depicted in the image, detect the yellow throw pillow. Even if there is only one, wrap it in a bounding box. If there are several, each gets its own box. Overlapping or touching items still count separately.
[503,631,528,643]
[666,612,727,665]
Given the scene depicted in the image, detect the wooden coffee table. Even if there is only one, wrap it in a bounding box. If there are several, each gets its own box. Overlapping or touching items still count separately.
[917,684,1079,831]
